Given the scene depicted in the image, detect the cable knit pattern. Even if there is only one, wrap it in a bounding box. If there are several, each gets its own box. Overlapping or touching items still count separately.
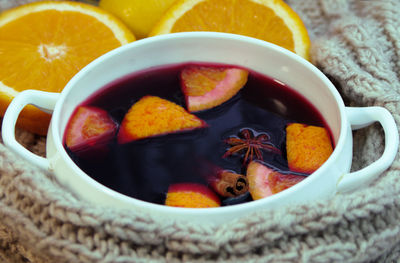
[1,0,400,262]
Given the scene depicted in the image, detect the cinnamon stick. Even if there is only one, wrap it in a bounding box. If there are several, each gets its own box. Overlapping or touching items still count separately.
[209,170,248,197]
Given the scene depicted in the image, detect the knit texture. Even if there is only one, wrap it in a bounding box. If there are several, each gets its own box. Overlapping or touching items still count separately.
[1,0,400,262]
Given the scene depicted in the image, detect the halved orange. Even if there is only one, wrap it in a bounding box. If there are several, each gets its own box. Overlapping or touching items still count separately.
[150,0,310,60]
[0,1,135,135]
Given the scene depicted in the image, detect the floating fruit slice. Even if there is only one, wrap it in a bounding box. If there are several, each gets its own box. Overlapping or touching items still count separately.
[118,96,207,143]
[268,170,305,194]
[0,1,135,135]
[165,183,220,208]
[181,65,248,112]
[247,161,305,200]
[286,123,333,174]
[247,161,273,200]
[150,0,310,60]
[65,106,117,153]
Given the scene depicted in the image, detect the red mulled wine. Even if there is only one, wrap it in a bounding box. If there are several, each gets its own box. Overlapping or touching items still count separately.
[64,63,332,206]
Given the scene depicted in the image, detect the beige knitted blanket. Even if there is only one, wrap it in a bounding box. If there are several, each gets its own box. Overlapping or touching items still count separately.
[1,0,400,262]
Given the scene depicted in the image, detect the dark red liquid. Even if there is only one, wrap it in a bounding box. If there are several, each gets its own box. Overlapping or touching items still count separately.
[65,63,331,205]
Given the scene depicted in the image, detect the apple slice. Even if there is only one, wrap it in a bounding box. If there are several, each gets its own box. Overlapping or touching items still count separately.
[181,65,248,112]
[247,161,305,200]
[165,183,221,208]
[65,106,117,154]
[118,96,207,144]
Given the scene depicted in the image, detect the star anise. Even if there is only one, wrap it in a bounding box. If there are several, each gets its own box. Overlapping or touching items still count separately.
[222,128,281,165]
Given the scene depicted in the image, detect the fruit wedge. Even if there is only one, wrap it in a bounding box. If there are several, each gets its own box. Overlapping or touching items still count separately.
[247,161,305,200]
[181,65,248,112]
[0,1,135,135]
[268,170,305,194]
[65,106,117,153]
[286,123,333,174]
[118,95,207,143]
[165,183,221,208]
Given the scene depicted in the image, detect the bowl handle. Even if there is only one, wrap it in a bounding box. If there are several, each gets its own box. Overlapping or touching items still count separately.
[2,90,60,170]
[337,106,399,192]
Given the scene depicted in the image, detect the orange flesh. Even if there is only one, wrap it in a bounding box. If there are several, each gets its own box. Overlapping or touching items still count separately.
[118,96,206,143]
[247,161,273,200]
[268,171,305,194]
[0,10,123,93]
[182,66,228,96]
[171,0,295,52]
[65,106,116,150]
[165,183,220,208]
[286,123,333,174]
[181,66,248,112]
[165,192,220,208]
[0,2,134,135]
[247,161,305,200]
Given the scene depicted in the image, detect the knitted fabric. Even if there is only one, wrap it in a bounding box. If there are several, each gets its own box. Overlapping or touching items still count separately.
[1,0,400,262]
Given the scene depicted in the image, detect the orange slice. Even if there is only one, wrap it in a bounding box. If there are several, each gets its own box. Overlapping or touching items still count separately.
[165,183,221,208]
[0,1,135,135]
[150,0,310,59]
[65,106,117,153]
[268,170,305,194]
[181,65,248,112]
[117,96,207,143]
[247,161,305,200]
[247,161,273,200]
[286,123,333,174]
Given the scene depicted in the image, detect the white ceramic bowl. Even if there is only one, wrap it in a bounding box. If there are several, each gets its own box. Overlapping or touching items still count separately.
[2,32,398,225]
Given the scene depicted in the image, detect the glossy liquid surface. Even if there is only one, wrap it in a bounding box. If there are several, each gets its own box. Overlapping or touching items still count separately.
[66,63,330,205]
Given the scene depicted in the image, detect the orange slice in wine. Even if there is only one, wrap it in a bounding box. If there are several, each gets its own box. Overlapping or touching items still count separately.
[286,123,333,174]
[181,65,248,112]
[247,161,305,200]
[65,106,117,156]
[165,183,221,208]
[118,95,207,143]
